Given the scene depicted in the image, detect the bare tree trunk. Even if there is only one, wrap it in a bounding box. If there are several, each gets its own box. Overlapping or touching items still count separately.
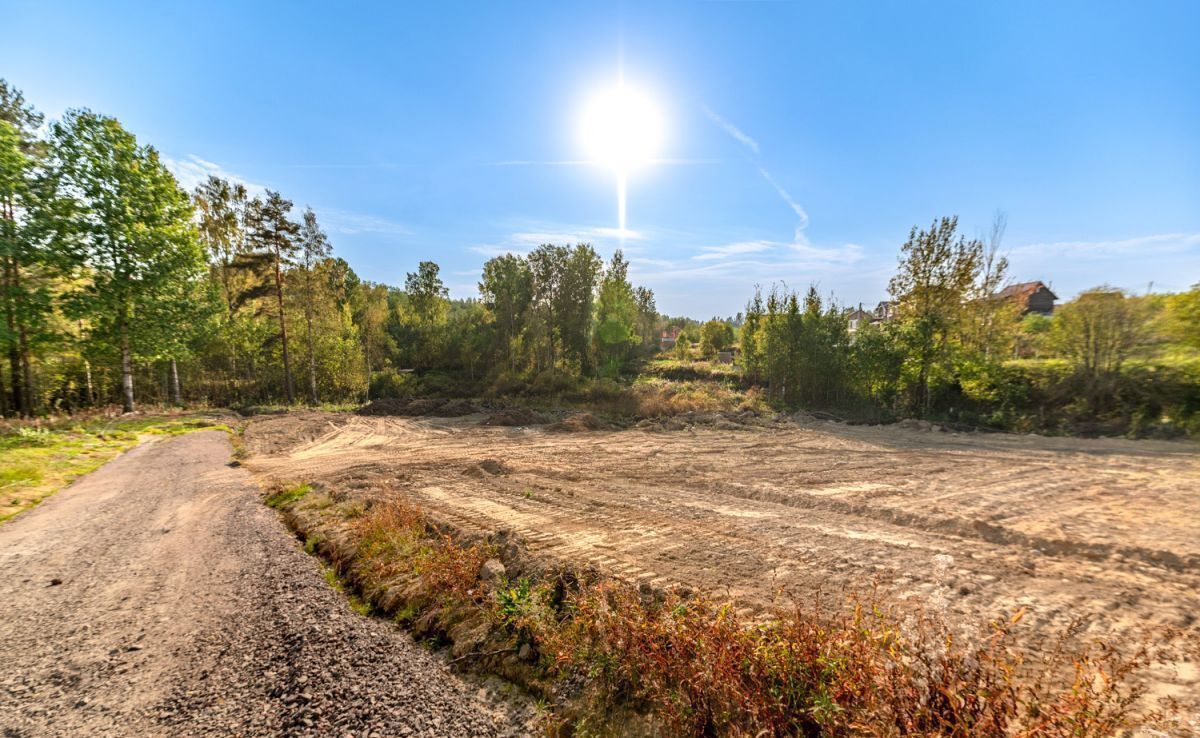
[170,358,182,406]
[84,358,94,406]
[273,247,295,404]
[5,259,23,415]
[119,312,134,413]
[6,256,33,417]
[18,321,33,416]
[304,301,318,406]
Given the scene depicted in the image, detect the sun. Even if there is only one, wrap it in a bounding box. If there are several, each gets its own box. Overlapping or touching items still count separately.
[580,82,664,174]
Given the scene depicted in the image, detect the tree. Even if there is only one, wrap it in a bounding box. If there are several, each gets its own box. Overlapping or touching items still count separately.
[741,289,765,382]
[350,281,395,399]
[479,253,532,372]
[1050,287,1149,412]
[405,261,448,324]
[699,319,734,358]
[298,207,331,404]
[961,212,1020,362]
[51,110,205,412]
[246,190,300,403]
[888,216,982,415]
[634,286,657,350]
[593,250,638,375]
[1163,285,1200,350]
[0,80,53,416]
[559,244,602,373]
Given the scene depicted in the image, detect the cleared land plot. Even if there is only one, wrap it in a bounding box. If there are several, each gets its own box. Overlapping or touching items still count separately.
[245,411,1200,709]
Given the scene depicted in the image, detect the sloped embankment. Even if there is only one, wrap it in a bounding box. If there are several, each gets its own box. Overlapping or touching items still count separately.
[268,480,1169,738]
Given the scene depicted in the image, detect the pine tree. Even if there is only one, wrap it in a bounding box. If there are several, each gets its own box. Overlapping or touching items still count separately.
[298,207,331,405]
[246,190,300,403]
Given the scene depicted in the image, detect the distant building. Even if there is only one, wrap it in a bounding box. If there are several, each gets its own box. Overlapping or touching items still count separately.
[844,306,874,334]
[996,281,1057,316]
[659,325,683,349]
[874,301,897,322]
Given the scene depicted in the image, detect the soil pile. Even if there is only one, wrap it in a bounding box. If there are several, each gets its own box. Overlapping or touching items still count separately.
[483,408,546,427]
[547,412,610,433]
[359,397,481,417]
[463,459,513,478]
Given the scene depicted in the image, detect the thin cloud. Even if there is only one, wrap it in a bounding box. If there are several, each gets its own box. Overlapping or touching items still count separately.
[702,106,819,252]
[485,159,595,167]
[1010,232,1200,258]
[693,241,774,260]
[318,208,411,236]
[469,224,647,259]
[758,167,809,233]
[485,157,718,167]
[702,106,760,154]
[163,154,267,195]
[636,252,865,284]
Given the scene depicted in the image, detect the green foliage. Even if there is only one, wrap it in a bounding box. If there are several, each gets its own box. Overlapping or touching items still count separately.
[0,413,231,522]
[51,109,207,412]
[698,319,734,358]
[264,482,312,509]
[593,250,639,376]
[888,216,983,414]
[0,75,1195,440]
[738,285,852,408]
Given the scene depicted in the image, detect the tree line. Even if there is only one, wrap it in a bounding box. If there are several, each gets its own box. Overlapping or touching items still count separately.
[731,215,1199,434]
[0,79,666,415]
[3,77,1196,435]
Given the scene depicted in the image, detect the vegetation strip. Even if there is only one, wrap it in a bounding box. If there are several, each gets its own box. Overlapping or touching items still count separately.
[0,413,235,523]
[268,482,1170,737]
[2,77,1198,439]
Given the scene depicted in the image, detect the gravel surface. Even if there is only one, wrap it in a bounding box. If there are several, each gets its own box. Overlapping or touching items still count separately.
[0,430,531,737]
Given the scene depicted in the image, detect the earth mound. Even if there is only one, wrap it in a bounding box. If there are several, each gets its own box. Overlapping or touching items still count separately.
[482,407,546,427]
[358,398,480,417]
[547,412,610,433]
[462,459,512,478]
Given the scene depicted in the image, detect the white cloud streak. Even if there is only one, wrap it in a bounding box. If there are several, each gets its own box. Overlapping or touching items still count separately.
[702,106,760,155]
[318,208,411,236]
[162,154,267,195]
[1010,232,1200,259]
[469,225,646,258]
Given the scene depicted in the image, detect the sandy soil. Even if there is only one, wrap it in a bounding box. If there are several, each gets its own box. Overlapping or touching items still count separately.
[245,411,1200,716]
[0,430,528,737]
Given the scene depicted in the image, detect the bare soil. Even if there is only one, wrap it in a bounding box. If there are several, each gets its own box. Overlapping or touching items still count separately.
[244,411,1200,715]
[0,430,529,737]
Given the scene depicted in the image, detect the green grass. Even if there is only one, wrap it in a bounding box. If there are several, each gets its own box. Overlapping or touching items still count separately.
[264,482,313,509]
[0,413,235,524]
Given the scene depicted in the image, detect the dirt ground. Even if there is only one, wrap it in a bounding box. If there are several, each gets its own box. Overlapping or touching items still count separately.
[245,410,1200,719]
[0,431,527,737]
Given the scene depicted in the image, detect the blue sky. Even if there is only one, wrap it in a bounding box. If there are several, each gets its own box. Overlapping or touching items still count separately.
[4,0,1198,317]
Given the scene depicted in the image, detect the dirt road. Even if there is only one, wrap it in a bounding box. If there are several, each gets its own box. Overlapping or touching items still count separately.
[246,412,1200,712]
[0,430,527,738]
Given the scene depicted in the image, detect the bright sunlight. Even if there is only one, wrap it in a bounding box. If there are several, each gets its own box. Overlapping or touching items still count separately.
[580,80,664,232]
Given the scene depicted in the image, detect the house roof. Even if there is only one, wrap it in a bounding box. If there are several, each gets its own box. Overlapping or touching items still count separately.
[996,281,1057,302]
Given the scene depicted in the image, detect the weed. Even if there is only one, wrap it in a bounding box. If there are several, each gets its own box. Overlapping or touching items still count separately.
[264,482,312,509]
[288,491,1169,736]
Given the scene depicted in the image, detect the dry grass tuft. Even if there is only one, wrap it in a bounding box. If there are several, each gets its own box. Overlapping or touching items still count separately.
[275,492,1169,737]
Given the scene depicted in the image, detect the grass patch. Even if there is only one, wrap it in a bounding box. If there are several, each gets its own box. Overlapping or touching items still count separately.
[0,412,236,524]
[264,482,313,509]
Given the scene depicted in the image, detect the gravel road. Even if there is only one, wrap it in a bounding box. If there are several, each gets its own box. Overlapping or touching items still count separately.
[0,430,528,737]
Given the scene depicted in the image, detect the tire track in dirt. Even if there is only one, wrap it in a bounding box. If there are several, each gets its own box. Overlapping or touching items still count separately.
[245,412,1200,709]
[0,430,529,737]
